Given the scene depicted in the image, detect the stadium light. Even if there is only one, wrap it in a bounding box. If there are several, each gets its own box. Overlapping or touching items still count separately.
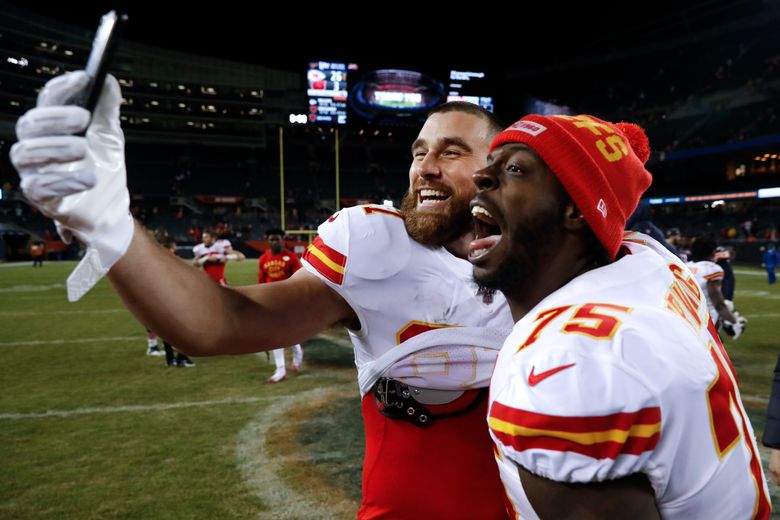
[383,199,394,207]
[7,57,28,67]
[758,187,780,199]
[288,114,307,124]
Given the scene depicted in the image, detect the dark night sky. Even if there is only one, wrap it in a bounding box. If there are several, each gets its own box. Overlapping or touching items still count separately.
[9,0,775,73]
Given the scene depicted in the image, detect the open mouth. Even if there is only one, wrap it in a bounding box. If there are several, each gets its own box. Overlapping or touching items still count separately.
[417,188,452,208]
[469,204,502,262]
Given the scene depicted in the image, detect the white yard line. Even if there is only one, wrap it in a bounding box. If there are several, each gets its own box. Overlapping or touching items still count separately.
[0,261,78,268]
[0,336,138,347]
[0,395,277,420]
[235,383,356,520]
[14,293,116,301]
[0,283,65,293]
[0,309,126,317]
[735,289,780,298]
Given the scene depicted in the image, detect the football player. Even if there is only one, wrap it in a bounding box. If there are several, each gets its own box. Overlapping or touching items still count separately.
[11,72,513,519]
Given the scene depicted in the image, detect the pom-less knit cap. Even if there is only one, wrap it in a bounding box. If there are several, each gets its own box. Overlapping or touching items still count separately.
[489,114,652,259]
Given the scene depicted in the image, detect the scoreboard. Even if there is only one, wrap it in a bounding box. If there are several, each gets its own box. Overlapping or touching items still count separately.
[306,60,356,125]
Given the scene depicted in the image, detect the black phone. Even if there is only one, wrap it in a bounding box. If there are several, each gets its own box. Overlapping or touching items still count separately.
[71,10,128,112]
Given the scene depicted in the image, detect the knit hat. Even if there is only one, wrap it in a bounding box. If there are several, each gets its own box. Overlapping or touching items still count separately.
[489,114,652,259]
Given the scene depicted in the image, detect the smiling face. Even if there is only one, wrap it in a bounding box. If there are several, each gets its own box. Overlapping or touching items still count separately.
[400,111,495,248]
[469,143,571,299]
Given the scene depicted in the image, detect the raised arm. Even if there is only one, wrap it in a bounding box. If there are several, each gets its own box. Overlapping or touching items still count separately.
[11,71,355,355]
[110,223,354,355]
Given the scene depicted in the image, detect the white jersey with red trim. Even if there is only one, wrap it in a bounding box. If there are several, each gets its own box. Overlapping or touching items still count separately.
[192,239,232,261]
[489,232,770,520]
[301,204,513,395]
[215,238,232,253]
[687,259,725,323]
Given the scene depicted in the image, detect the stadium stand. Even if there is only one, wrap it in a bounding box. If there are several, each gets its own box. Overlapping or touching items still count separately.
[1,2,778,263]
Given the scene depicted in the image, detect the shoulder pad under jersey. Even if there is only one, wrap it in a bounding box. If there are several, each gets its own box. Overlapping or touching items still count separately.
[622,231,678,262]
[316,205,411,280]
[491,340,659,482]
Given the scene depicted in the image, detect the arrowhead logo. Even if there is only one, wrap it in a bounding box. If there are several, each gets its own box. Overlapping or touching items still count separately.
[528,363,576,387]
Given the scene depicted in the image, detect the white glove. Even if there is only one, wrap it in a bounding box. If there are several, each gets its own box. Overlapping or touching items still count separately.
[10,71,134,302]
[722,312,747,340]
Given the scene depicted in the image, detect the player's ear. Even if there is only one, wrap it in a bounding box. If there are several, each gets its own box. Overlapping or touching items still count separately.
[562,202,588,232]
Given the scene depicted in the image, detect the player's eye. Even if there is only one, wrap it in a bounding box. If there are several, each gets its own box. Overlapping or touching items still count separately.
[506,163,524,175]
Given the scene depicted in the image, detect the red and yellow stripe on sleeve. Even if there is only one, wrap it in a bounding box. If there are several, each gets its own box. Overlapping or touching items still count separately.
[303,236,347,285]
[489,401,661,460]
[705,272,724,281]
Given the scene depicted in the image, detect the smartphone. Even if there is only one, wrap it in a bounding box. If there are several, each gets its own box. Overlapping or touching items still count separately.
[71,10,128,112]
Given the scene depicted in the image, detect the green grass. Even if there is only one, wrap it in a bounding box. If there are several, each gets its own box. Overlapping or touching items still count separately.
[0,260,779,518]
[0,259,360,519]
[722,268,780,400]
[295,395,364,503]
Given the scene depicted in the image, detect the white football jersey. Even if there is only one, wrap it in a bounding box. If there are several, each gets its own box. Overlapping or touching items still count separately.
[302,205,513,395]
[687,259,725,323]
[192,239,232,260]
[489,233,770,520]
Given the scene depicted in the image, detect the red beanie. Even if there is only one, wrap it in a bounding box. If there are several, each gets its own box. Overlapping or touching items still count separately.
[489,114,652,259]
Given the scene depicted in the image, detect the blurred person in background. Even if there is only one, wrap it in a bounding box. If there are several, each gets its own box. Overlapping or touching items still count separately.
[688,237,746,339]
[159,235,195,368]
[258,229,303,383]
[665,227,689,262]
[763,243,779,284]
[192,227,244,286]
[764,352,780,486]
[714,245,736,308]
[30,240,44,267]
[626,201,678,256]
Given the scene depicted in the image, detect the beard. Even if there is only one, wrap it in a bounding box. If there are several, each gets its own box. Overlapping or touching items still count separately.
[400,185,473,247]
[474,201,566,299]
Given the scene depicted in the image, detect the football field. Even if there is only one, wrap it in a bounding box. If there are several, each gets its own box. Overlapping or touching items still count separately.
[1,260,779,518]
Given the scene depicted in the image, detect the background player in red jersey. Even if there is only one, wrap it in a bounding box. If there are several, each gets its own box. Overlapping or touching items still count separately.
[258,229,304,383]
